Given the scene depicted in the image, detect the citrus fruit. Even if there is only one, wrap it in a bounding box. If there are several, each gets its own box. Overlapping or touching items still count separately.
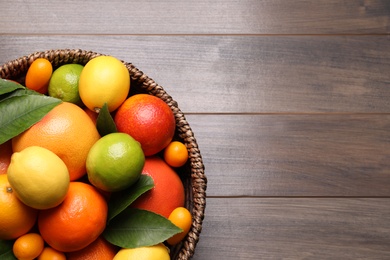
[38,247,67,260]
[114,94,176,156]
[12,102,100,181]
[13,233,45,260]
[79,56,130,112]
[0,174,38,240]
[113,243,170,260]
[166,207,192,245]
[25,58,53,94]
[84,107,98,125]
[67,236,119,260]
[48,64,84,104]
[38,182,108,252]
[86,132,145,192]
[131,156,185,218]
[0,140,13,174]
[7,146,70,210]
[163,141,189,168]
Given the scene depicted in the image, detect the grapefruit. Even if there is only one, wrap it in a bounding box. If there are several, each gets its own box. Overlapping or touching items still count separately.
[12,102,100,181]
[131,156,185,218]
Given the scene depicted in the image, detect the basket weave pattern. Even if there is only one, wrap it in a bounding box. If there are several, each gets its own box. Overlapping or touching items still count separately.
[0,49,207,260]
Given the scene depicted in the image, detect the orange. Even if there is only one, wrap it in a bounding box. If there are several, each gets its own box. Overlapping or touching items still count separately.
[131,156,185,218]
[166,207,192,245]
[38,247,67,260]
[38,182,108,252]
[13,232,45,260]
[25,58,53,94]
[12,102,100,181]
[114,94,176,156]
[163,141,189,167]
[67,236,119,260]
[0,140,13,174]
[0,174,38,240]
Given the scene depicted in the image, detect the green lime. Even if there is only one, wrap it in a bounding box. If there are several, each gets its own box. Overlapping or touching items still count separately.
[48,64,84,104]
[86,132,145,192]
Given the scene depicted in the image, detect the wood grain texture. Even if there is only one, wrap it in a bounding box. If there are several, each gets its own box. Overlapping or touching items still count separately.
[1,0,389,34]
[1,0,390,258]
[0,35,389,113]
[187,114,390,197]
[193,198,390,259]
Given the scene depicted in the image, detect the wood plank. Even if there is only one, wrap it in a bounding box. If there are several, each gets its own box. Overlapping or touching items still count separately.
[186,114,390,197]
[192,198,390,259]
[1,0,389,34]
[0,35,389,113]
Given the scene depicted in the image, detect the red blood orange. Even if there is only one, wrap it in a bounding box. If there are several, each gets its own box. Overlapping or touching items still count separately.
[0,140,13,174]
[114,94,175,156]
[131,156,185,218]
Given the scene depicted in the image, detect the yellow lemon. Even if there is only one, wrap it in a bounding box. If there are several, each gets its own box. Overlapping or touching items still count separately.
[79,56,130,112]
[113,243,170,260]
[7,146,70,210]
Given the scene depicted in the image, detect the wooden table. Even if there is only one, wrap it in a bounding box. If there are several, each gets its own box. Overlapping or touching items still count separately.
[1,1,390,259]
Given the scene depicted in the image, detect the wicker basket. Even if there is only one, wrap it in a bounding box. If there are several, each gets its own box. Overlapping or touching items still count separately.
[0,49,207,259]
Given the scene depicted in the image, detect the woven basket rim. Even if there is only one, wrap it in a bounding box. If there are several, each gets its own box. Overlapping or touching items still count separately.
[0,49,207,260]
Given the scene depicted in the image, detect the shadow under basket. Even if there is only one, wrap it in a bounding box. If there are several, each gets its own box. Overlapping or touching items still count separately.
[0,49,207,260]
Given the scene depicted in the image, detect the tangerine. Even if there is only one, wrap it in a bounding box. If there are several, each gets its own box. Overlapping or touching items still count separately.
[38,182,108,252]
[166,207,192,245]
[114,94,176,156]
[13,232,45,260]
[131,156,185,218]
[12,102,100,181]
[38,247,67,260]
[0,174,38,240]
[25,58,53,94]
[0,140,13,174]
[66,236,119,260]
[163,141,189,167]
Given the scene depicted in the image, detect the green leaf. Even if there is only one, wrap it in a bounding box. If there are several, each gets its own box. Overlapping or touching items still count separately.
[96,103,117,136]
[0,95,61,144]
[108,175,154,222]
[104,208,182,249]
[0,240,17,260]
[0,88,40,103]
[0,79,24,95]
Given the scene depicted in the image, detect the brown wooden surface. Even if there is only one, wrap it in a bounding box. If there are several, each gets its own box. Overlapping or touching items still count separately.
[1,0,390,259]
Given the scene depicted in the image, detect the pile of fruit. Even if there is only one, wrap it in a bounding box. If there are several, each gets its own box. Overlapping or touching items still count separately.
[0,56,193,259]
